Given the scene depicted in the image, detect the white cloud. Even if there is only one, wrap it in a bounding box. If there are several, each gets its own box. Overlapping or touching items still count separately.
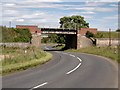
[84,2,107,7]
[94,7,117,12]
[66,7,94,11]
[21,12,45,19]
[3,10,19,15]
[4,3,16,6]
[85,0,118,2]
[26,0,62,2]
[81,11,96,14]
[16,18,24,22]
[66,6,117,12]
[109,4,118,7]
[103,15,118,20]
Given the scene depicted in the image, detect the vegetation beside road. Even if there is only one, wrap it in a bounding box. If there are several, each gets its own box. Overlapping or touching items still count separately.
[1,26,32,42]
[95,31,118,38]
[66,46,119,63]
[1,46,52,75]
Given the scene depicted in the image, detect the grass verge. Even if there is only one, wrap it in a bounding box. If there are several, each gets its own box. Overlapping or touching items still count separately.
[66,46,119,63]
[0,46,52,76]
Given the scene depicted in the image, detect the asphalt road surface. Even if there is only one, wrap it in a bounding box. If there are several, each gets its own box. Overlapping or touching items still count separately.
[2,46,118,89]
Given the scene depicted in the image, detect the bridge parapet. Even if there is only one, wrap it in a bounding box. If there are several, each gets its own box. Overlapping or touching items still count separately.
[41,28,77,34]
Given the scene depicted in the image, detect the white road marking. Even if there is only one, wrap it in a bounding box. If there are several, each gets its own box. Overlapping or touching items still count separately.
[77,57,82,62]
[69,54,75,57]
[55,51,83,75]
[66,63,82,75]
[66,56,82,75]
[30,82,48,90]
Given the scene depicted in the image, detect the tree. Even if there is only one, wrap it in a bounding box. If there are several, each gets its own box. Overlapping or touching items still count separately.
[59,15,89,30]
[86,31,94,38]
[41,34,65,44]
[2,26,32,42]
[116,29,120,32]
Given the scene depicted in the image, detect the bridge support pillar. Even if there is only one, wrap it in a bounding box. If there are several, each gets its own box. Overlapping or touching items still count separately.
[77,34,82,49]
[77,29,94,49]
[31,33,41,48]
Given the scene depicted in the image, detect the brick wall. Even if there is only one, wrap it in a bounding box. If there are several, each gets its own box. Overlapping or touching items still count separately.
[16,25,41,34]
[78,28,97,35]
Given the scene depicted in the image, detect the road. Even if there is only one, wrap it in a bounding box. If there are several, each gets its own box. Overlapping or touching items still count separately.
[2,46,118,89]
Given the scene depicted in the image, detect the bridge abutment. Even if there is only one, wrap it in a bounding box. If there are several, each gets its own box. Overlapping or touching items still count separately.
[31,33,41,48]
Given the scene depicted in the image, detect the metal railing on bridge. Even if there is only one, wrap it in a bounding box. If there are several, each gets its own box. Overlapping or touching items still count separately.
[41,28,77,34]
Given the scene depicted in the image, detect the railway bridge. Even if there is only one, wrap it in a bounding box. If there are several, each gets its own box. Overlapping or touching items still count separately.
[16,25,97,49]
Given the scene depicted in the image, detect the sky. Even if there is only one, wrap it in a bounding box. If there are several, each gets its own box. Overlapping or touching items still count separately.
[1,0,119,31]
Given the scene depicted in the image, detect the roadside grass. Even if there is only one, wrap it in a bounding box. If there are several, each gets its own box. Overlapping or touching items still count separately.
[0,46,52,75]
[66,46,119,63]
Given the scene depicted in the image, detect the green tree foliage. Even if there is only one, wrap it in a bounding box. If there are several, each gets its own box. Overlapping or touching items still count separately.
[56,34,65,44]
[116,29,120,32]
[86,31,94,38]
[41,34,65,44]
[59,15,89,30]
[1,26,32,42]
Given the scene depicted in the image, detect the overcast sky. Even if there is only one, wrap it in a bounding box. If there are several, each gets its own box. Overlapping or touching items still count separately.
[1,0,119,31]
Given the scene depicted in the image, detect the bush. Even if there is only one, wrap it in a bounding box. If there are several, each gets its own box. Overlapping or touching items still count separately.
[86,31,94,38]
[94,31,118,38]
[1,26,32,42]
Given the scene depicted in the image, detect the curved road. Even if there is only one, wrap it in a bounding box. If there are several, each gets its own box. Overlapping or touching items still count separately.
[2,46,118,89]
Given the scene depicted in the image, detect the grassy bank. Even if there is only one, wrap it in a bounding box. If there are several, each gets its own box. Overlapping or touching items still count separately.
[0,46,52,75]
[66,46,119,63]
[95,31,118,38]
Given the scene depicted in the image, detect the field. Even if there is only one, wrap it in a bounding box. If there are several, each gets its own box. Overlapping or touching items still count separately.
[95,31,119,38]
[0,46,52,75]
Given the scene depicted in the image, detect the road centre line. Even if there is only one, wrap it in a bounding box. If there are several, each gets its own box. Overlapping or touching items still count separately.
[77,57,82,62]
[30,82,48,90]
[66,63,82,75]
[69,54,75,57]
[66,55,82,75]
[55,52,83,75]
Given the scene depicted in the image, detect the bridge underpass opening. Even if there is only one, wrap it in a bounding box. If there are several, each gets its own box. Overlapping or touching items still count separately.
[65,34,77,49]
[41,28,77,50]
[41,33,77,50]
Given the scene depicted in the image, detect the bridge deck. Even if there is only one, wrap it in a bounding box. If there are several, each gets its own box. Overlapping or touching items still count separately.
[41,28,77,34]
